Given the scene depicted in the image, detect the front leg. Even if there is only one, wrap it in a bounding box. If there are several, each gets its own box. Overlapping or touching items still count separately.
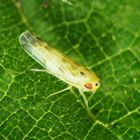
[79,89,90,111]
[30,68,48,72]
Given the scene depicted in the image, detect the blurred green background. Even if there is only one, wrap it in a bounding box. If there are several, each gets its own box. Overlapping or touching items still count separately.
[0,0,140,139]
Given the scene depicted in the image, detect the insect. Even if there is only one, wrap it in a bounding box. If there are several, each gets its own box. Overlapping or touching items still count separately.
[19,30,100,111]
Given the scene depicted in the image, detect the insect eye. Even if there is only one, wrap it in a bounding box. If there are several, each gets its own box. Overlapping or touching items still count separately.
[95,83,98,86]
[85,83,92,89]
[95,81,100,86]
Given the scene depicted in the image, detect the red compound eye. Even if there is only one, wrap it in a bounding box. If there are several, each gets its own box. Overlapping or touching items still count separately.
[85,83,92,89]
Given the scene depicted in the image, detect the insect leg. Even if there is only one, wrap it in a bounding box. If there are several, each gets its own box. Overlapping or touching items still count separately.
[47,86,72,99]
[88,91,96,101]
[62,0,73,5]
[30,68,48,72]
[79,90,90,111]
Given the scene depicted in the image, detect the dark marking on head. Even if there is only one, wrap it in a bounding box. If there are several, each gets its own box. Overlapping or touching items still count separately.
[80,71,85,76]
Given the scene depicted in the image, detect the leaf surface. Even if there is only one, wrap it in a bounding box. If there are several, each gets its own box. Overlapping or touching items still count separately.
[0,0,140,139]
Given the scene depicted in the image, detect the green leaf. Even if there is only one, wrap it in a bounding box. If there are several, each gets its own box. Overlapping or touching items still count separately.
[0,0,140,139]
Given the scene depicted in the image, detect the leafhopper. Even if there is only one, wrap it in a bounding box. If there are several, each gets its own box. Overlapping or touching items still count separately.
[19,30,100,111]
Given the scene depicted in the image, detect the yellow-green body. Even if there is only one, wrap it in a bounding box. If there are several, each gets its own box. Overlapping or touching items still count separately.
[19,30,100,110]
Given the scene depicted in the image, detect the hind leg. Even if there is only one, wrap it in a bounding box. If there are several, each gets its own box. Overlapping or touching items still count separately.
[47,86,72,99]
